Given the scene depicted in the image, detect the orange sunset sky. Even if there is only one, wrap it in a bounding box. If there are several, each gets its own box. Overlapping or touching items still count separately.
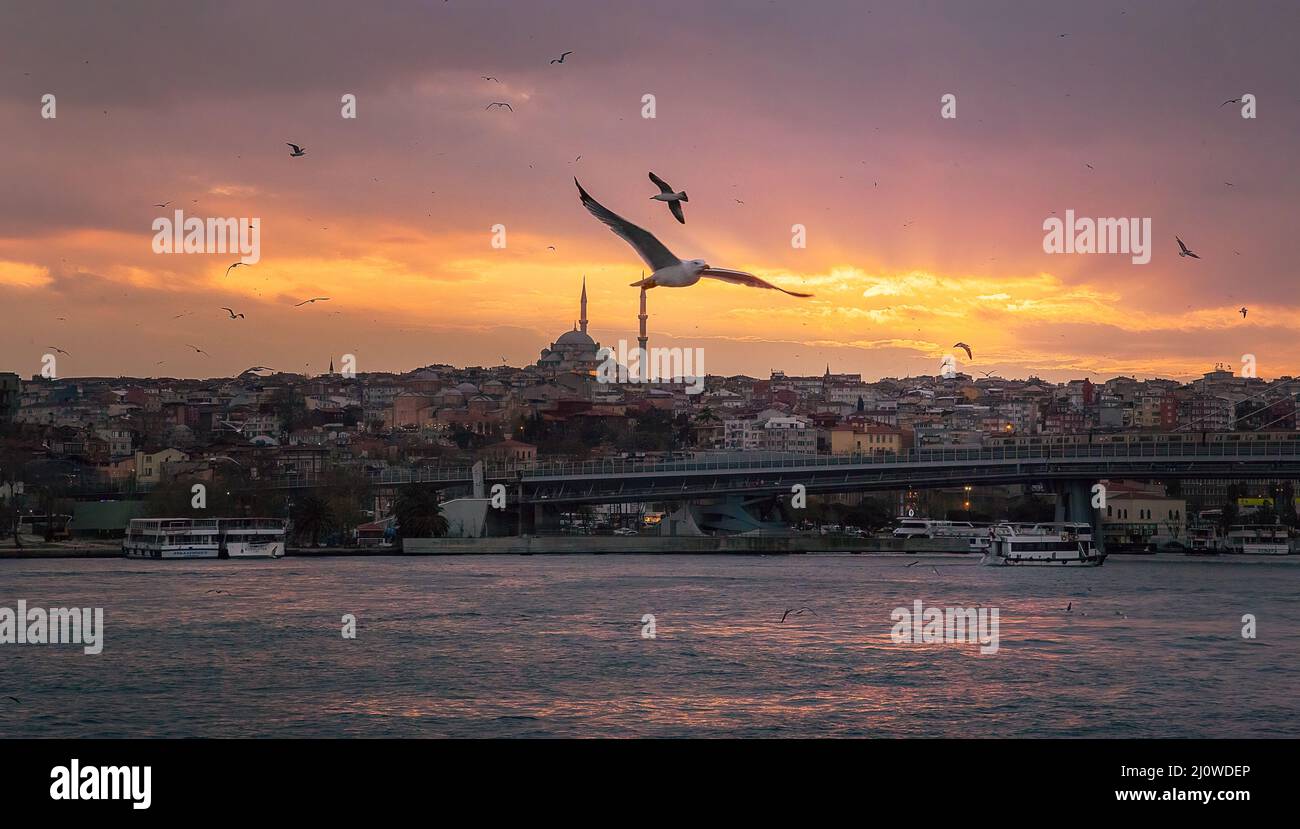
[2,0,1299,382]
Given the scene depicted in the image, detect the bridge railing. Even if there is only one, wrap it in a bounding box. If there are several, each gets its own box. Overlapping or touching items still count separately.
[514,439,1300,480]
[74,439,1300,493]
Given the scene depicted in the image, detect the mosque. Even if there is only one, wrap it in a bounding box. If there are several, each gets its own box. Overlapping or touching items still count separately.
[536,278,648,374]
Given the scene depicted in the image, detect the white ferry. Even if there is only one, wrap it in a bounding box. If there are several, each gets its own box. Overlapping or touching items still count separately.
[893,519,991,541]
[123,517,286,559]
[1187,526,1224,555]
[123,518,220,559]
[218,518,288,558]
[1225,524,1291,556]
[976,522,1105,567]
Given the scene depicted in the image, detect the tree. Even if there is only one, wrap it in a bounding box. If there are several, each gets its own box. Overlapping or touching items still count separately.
[291,494,334,546]
[395,485,448,539]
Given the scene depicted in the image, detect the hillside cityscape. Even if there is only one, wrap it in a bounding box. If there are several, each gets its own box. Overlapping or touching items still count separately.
[3,295,1297,549]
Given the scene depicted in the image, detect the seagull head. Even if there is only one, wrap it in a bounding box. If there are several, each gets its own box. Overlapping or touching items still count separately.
[689,258,709,271]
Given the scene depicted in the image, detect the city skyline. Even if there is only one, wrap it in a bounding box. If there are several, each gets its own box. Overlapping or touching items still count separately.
[3,1,1300,381]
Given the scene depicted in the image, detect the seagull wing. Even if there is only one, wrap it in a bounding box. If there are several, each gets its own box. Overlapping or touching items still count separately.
[700,268,813,297]
[575,178,679,270]
[1176,236,1189,253]
[286,143,302,152]
[648,171,675,195]
[1186,251,1200,259]
[668,199,685,224]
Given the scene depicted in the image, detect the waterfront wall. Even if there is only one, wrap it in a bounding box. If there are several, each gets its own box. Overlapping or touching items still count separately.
[400,535,963,555]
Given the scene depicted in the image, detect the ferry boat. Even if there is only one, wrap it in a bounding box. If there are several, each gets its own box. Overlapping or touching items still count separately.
[123,517,286,559]
[893,519,991,541]
[123,518,220,559]
[976,522,1105,566]
[218,518,288,558]
[1225,524,1291,555]
[1187,525,1224,556]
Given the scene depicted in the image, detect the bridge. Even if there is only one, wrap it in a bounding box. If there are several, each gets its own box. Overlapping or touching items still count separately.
[76,440,1300,507]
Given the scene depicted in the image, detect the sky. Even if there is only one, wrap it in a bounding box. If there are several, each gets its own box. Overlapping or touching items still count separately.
[1,0,1299,383]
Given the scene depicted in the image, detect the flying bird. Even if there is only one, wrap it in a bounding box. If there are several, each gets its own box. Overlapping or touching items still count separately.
[953,342,973,360]
[550,51,573,64]
[286,142,307,157]
[295,297,331,306]
[153,201,171,208]
[220,307,245,319]
[1176,236,1200,259]
[48,346,70,355]
[482,75,500,83]
[224,262,248,277]
[779,607,816,623]
[485,102,513,112]
[648,171,688,224]
[1220,97,1243,107]
[240,365,275,375]
[185,344,210,356]
[575,178,811,297]
[1240,307,1248,318]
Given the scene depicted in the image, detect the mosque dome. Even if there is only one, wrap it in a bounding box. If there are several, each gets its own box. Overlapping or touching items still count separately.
[555,329,595,347]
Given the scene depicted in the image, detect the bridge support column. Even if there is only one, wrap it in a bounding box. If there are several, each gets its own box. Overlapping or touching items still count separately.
[1051,479,1104,554]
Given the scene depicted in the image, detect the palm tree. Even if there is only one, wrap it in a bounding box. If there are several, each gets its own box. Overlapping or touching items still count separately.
[395,486,449,538]
[292,495,334,546]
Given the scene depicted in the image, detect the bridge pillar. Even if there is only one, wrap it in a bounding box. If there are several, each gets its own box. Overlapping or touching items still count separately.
[1052,479,1104,554]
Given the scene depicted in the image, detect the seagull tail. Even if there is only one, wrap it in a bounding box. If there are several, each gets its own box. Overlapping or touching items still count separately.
[629,276,657,289]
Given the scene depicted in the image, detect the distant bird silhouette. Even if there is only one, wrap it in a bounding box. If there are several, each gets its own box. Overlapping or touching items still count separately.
[1066,602,1072,612]
[224,262,248,277]
[295,297,330,306]
[1176,236,1200,259]
[220,307,244,319]
[1240,306,1248,318]
[47,346,70,356]
[204,589,228,595]
[153,201,171,208]
[1220,97,1243,107]
[648,171,688,224]
[239,365,275,375]
[286,142,307,157]
[185,344,210,356]
[485,102,513,112]
[780,607,816,623]
[482,75,500,83]
[550,50,573,64]
[905,560,921,567]
[5,696,17,703]
[953,342,973,360]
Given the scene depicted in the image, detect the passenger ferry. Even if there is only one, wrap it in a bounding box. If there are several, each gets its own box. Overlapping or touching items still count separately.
[123,518,220,559]
[1187,526,1224,555]
[218,518,288,558]
[123,517,286,559]
[893,519,991,541]
[1225,524,1291,555]
[976,522,1105,566]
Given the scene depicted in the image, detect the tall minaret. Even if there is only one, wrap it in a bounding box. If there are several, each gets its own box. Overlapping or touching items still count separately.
[638,286,648,354]
[579,276,588,335]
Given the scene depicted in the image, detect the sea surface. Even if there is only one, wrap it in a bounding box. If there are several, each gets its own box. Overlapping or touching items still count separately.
[1,554,1296,738]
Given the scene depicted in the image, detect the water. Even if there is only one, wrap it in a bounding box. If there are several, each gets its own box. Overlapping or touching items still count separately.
[1,554,1296,737]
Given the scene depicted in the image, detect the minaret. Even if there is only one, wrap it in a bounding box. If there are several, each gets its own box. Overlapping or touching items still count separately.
[638,286,648,354]
[579,276,588,335]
